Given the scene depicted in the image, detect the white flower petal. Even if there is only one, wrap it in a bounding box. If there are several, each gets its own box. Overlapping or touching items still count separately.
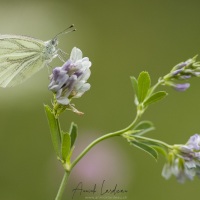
[185,161,196,168]
[56,89,62,99]
[74,83,91,98]
[79,69,91,81]
[70,47,83,62]
[162,163,172,179]
[82,60,92,68]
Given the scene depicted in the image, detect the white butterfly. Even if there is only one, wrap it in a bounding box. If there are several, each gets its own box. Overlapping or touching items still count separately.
[0,25,75,88]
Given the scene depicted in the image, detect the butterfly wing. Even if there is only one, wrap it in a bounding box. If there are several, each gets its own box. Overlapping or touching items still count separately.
[0,35,47,87]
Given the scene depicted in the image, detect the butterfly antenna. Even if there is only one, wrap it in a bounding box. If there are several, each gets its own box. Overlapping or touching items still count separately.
[53,24,76,39]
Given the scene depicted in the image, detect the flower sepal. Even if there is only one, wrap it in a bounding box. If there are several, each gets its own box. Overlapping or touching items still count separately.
[53,100,84,117]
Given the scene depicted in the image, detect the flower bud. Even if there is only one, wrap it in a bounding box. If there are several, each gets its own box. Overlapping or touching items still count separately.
[174,83,190,91]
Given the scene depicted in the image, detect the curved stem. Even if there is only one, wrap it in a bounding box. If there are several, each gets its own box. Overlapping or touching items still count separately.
[55,171,70,200]
[71,113,140,170]
[54,113,139,199]
[71,131,121,169]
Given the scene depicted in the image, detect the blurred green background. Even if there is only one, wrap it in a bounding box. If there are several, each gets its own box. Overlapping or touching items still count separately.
[0,0,200,199]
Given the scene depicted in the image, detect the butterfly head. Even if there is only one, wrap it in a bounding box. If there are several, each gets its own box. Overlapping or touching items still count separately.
[50,38,59,47]
[44,25,76,60]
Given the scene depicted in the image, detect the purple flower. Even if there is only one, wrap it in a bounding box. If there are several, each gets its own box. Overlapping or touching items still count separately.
[162,134,200,183]
[49,47,91,105]
[175,60,192,69]
[172,58,194,71]
[174,83,190,91]
[164,81,190,92]
[162,158,195,183]
[186,134,200,151]
[163,56,200,91]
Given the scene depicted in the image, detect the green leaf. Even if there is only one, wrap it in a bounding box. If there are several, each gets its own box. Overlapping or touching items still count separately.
[131,141,158,161]
[144,91,168,107]
[130,76,138,97]
[44,105,61,157]
[136,140,162,147]
[151,146,167,157]
[69,122,78,148]
[133,121,155,136]
[61,132,71,162]
[133,135,167,157]
[137,71,151,103]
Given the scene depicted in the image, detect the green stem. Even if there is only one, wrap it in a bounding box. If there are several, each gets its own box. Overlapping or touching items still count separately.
[54,116,139,200]
[55,171,70,200]
[134,135,173,149]
[71,131,121,169]
[149,78,164,95]
[71,113,140,170]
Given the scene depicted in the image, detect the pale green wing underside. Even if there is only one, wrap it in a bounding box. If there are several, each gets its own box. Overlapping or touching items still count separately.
[0,35,47,87]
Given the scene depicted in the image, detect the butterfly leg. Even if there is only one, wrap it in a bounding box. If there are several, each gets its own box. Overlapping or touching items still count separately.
[57,49,68,62]
[47,63,54,76]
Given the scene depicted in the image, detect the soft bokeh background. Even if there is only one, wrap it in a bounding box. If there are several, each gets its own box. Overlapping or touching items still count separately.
[0,0,200,199]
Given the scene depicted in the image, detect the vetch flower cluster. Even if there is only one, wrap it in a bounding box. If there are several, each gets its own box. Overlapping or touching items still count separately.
[162,134,200,183]
[49,47,91,106]
[162,56,200,91]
